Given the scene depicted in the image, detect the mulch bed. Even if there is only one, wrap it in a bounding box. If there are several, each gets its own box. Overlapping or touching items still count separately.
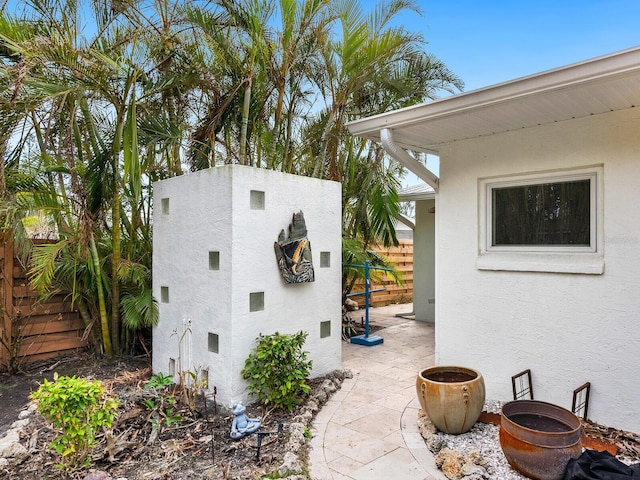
[0,353,335,479]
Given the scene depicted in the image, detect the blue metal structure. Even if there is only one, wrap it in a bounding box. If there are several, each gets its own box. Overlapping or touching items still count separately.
[345,261,390,346]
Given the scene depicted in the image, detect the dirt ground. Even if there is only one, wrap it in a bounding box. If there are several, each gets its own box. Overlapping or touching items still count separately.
[0,352,331,479]
[0,355,149,434]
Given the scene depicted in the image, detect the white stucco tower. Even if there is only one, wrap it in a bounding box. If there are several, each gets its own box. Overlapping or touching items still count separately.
[152,165,342,407]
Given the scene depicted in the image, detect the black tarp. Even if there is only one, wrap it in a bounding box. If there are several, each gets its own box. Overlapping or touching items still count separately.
[564,449,640,479]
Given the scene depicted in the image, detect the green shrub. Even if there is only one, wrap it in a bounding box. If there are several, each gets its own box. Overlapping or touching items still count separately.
[144,372,182,427]
[30,373,120,472]
[242,331,313,411]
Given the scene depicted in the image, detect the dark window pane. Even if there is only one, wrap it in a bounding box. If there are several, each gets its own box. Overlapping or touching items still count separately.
[492,180,590,246]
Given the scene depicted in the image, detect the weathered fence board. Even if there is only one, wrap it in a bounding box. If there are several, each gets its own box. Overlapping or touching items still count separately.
[0,239,87,372]
[1,239,14,370]
[352,238,414,308]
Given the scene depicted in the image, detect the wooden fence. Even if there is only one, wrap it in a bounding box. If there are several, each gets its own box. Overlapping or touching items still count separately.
[352,238,413,308]
[0,236,413,370]
[0,239,87,372]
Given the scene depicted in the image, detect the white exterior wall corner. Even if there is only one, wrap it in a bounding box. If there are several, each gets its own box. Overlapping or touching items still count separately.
[152,165,342,408]
[413,199,436,322]
[434,107,640,432]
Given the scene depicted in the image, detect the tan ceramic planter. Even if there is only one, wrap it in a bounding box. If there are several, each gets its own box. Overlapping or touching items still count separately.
[416,365,485,434]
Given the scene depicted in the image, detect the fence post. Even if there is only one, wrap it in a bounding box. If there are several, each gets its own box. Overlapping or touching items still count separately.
[0,237,14,371]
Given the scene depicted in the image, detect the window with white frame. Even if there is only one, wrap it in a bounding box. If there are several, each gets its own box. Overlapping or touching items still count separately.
[478,166,603,274]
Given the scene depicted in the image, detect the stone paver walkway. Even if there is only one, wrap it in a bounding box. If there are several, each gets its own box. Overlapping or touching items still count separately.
[308,304,446,480]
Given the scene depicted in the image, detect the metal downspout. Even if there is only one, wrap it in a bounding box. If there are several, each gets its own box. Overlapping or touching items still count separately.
[380,128,439,191]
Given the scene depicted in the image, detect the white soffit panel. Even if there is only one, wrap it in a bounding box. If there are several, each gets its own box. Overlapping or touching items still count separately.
[347,47,640,154]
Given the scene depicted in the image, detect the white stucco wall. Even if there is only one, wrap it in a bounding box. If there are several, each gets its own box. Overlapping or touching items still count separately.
[435,107,640,431]
[413,199,436,322]
[152,165,342,407]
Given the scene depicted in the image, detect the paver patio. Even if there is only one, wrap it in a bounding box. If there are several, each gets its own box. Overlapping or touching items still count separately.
[308,303,446,479]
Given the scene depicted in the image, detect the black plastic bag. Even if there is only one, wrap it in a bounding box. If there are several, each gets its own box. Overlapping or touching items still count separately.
[564,449,640,479]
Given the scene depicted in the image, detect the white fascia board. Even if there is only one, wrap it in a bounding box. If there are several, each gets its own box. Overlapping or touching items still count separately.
[399,191,436,202]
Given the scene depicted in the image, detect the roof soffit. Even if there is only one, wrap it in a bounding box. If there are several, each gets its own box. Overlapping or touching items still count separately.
[347,47,640,153]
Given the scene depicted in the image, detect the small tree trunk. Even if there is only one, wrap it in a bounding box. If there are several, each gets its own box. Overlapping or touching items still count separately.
[89,236,112,357]
[239,78,252,166]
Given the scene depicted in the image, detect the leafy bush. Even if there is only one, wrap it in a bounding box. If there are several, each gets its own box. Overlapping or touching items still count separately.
[242,331,313,411]
[30,373,120,472]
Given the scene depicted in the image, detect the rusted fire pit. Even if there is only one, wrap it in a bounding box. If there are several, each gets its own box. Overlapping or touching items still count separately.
[500,400,582,480]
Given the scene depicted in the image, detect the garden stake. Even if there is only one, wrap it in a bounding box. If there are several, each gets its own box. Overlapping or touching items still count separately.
[202,387,217,463]
[255,423,284,461]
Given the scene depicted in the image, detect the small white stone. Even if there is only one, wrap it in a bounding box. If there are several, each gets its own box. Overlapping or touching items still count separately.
[10,419,29,430]
[461,463,488,477]
[17,409,31,420]
[278,451,302,476]
[0,430,21,457]
[320,379,337,394]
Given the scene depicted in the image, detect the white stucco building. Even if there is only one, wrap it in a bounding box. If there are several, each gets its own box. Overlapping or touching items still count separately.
[348,46,640,432]
[152,165,342,407]
[397,185,436,323]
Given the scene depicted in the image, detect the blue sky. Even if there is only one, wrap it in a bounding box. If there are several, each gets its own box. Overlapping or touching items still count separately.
[394,1,640,187]
[399,0,640,93]
[5,0,637,92]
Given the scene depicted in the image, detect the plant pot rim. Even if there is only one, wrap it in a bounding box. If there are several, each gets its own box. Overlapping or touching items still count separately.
[418,365,482,382]
[501,399,582,446]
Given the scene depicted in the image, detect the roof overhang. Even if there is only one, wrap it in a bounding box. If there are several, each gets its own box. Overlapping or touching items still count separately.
[398,184,436,202]
[347,46,640,155]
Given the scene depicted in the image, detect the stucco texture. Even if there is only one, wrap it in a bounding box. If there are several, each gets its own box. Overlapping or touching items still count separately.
[152,165,342,407]
[434,107,640,431]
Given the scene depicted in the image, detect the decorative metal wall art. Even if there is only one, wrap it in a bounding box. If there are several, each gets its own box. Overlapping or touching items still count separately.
[274,211,315,283]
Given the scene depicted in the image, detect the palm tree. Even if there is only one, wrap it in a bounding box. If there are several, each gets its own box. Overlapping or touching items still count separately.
[0,0,201,355]
[0,0,118,355]
[309,0,462,180]
[267,0,331,172]
[185,0,276,168]
[299,0,462,296]
[1,0,464,359]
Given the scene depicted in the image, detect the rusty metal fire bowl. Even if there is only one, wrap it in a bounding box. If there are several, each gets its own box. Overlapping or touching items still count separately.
[499,400,582,480]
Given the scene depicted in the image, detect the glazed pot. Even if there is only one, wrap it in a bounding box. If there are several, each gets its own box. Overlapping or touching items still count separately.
[416,365,485,434]
[499,400,582,480]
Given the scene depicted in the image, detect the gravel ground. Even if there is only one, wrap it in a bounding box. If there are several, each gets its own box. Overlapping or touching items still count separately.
[435,420,527,479]
[426,400,640,479]
[431,400,527,479]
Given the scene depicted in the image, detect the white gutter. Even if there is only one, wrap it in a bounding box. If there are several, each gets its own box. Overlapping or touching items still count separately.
[380,128,439,191]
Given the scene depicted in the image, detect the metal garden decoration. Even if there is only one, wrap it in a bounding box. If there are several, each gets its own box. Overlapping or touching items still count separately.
[274,211,314,283]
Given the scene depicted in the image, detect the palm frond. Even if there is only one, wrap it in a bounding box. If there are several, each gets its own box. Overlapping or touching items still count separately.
[121,285,158,329]
[29,239,68,293]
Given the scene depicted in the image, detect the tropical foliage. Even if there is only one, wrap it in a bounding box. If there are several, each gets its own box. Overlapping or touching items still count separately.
[30,373,120,472]
[0,0,462,357]
[242,331,313,412]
